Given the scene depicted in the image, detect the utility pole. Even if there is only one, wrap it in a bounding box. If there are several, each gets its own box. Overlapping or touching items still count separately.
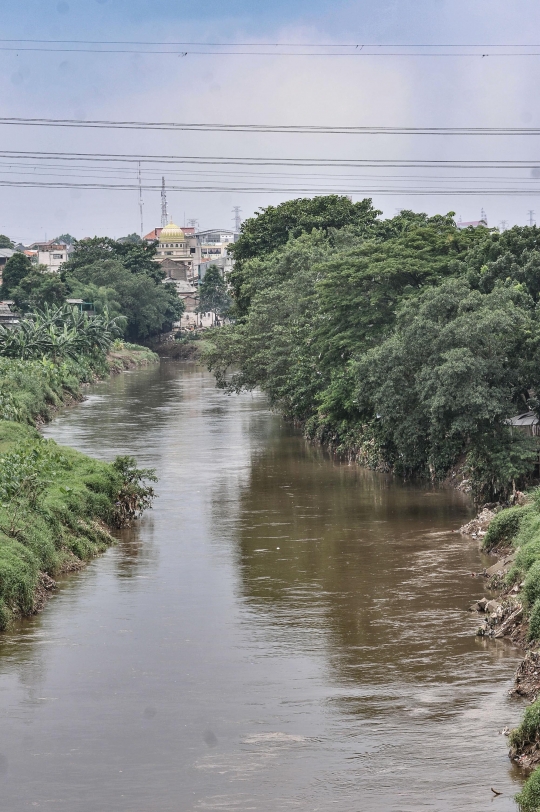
[232,206,242,232]
[138,162,144,238]
[161,177,168,227]
[528,210,536,227]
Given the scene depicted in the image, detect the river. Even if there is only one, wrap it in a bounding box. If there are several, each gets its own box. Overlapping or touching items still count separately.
[0,361,526,811]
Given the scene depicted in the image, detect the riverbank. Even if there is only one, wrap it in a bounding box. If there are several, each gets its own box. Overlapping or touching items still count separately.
[0,341,158,427]
[0,419,156,630]
[461,497,540,809]
[0,344,158,630]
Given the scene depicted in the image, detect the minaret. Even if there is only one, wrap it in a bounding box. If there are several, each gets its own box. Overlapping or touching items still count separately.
[161,177,168,228]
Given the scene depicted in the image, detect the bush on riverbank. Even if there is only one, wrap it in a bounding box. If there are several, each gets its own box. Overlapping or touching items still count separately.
[483,506,533,552]
[208,197,540,500]
[516,767,540,811]
[0,340,157,425]
[0,420,156,630]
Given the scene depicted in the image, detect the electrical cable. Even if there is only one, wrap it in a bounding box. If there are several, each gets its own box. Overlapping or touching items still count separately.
[2,118,540,135]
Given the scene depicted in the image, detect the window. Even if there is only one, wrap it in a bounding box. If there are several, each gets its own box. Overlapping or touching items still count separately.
[52,254,63,259]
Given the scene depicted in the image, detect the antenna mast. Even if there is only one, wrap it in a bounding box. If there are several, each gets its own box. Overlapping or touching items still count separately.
[161,177,168,228]
[138,162,144,237]
[232,206,242,232]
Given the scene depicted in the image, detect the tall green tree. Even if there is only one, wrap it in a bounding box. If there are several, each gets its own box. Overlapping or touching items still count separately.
[62,237,162,283]
[10,270,68,312]
[0,235,14,249]
[229,195,381,316]
[66,260,183,340]
[197,267,231,319]
[1,253,33,297]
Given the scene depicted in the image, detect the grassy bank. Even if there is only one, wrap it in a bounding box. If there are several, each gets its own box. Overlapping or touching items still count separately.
[474,497,540,807]
[0,339,158,630]
[0,420,155,629]
[0,340,157,425]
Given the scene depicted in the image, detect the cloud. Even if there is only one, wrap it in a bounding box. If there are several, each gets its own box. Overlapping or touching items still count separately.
[1,0,540,240]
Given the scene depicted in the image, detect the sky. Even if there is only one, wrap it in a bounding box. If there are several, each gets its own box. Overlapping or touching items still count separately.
[2,0,540,242]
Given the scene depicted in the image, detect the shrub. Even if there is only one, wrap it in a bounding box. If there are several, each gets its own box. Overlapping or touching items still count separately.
[516,767,540,811]
[528,599,540,641]
[524,561,540,607]
[483,505,529,551]
[0,423,156,628]
[510,697,540,752]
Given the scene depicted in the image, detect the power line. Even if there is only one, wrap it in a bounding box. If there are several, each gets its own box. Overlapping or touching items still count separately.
[1,179,540,194]
[3,150,540,167]
[4,39,540,47]
[3,118,540,135]
[2,45,540,57]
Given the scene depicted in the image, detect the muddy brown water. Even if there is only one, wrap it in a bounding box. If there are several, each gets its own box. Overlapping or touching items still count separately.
[0,361,527,810]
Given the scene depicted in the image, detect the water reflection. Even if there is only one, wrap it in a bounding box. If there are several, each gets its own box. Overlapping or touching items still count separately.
[0,362,525,811]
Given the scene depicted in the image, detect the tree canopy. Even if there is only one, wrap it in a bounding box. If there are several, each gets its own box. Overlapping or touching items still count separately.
[66,259,183,340]
[0,235,14,249]
[205,201,540,500]
[1,253,33,297]
[197,266,231,317]
[229,195,382,315]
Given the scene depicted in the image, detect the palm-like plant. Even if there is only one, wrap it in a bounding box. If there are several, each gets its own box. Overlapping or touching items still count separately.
[0,305,121,361]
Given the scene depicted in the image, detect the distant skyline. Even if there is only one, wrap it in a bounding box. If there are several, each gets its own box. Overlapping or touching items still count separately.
[2,0,540,241]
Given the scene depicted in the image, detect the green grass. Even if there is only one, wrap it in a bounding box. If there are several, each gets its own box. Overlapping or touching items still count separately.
[510,698,540,753]
[0,420,126,628]
[517,767,540,810]
[482,505,531,551]
[0,345,157,426]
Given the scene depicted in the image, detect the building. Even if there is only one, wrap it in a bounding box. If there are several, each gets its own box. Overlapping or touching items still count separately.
[0,301,19,328]
[456,220,488,230]
[154,222,198,282]
[0,248,16,271]
[27,240,71,272]
[509,412,540,437]
[144,226,196,242]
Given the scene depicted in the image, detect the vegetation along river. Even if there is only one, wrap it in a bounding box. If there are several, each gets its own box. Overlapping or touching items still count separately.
[0,361,528,811]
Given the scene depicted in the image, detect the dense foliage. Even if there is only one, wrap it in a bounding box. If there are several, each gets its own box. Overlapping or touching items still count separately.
[197,266,231,318]
[0,421,156,630]
[0,304,120,361]
[207,197,540,499]
[60,237,183,340]
[1,252,34,297]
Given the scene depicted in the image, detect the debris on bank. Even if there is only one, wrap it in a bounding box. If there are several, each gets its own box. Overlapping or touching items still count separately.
[459,495,540,793]
[459,505,498,539]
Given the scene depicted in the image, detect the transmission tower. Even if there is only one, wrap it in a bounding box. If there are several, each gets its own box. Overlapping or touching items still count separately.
[161,177,168,228]
[528,210,536,227]
[232,206,242,232]
[187,218,199,231]
[138,162,144,237]
[480,208,487,225]
[499,220,508,232]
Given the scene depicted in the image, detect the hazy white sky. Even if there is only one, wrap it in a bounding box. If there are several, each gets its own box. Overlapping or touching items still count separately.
[2,0,540,242]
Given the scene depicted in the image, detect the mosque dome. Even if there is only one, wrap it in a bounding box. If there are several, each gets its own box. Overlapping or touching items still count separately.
[159,222,185,242]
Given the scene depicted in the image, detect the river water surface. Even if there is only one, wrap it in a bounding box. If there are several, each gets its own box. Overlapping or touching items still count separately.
[0,362,527,810]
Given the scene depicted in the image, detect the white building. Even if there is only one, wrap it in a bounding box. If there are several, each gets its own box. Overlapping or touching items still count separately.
[28,241,71,272]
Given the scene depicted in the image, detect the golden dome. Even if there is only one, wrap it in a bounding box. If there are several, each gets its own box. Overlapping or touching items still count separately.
[159,221,185,242]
